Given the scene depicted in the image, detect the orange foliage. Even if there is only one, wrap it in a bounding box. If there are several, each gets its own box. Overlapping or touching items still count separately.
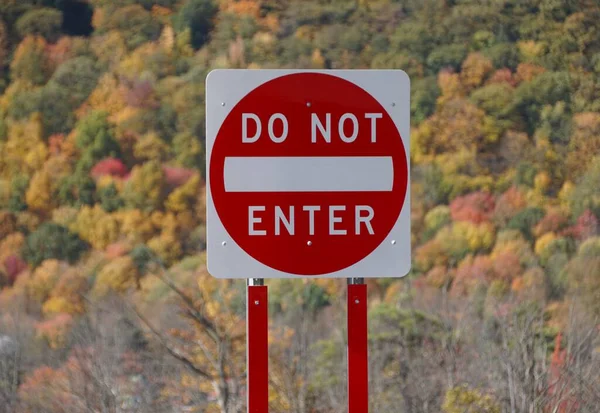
[451,255,494,296]
[494,186,527,225]
[450,191,495,224]
[515,63,546,83]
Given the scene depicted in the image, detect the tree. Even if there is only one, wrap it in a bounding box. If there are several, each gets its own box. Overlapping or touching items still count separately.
[47,56,101,112]
[10,36,51,85]
[15,8,63,42]
[7,175,29,213]
[507,207,546,241]
[122,161,166,212]
[450,191,495,224]
[174,0,218,49]
[74,111,121,171]
[93,256,139,296]
[57,172,97,207]
[101,5,162,50]
[165,174,200,214]
[70,205,120,250]
[25,170,54,214]
[22,222,89,267]
[98,182,125,212]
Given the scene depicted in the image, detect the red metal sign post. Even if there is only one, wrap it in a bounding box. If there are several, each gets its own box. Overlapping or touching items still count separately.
[348,278,368,413]
[247,279,268,413]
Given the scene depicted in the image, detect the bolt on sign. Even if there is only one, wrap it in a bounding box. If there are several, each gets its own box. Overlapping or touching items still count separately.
[206,70,410,279]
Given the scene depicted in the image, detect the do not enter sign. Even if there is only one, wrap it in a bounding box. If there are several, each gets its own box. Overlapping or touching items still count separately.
[206,70,410,279]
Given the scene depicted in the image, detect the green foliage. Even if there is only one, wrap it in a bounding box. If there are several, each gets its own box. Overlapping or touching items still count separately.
[122,161,166,212]
[174,0,217,49]
[569,156,600,218]
[130,244,158,274]
[483,43,520,70]
[507,207,546,242]
[57,173,96,207]
[22,222,89,267]
[48,57,100,111]
[74,111,121,171]
[513,71,572,134]
[103,5,162,50]
[421,163,452,207]
[15,8,62,42]
[8,175,29,212]
[172,132,203,169]
[98,183,124,212]
[269,279,330,316]
[427,45,467,73]
[411,77,440,124]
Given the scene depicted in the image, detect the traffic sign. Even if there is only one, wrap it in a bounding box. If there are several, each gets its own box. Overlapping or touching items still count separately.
[206,70,410,278]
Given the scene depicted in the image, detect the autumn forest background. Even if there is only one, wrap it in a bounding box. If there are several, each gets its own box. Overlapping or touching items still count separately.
[0,0,599,412]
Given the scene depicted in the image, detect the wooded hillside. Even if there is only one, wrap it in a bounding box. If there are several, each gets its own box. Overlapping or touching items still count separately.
[0,1,599,412]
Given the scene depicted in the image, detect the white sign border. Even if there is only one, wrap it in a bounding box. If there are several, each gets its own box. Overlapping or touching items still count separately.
[206,69,411,279]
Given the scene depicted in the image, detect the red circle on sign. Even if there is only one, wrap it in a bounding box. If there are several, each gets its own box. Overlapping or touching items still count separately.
[210,73,407,275]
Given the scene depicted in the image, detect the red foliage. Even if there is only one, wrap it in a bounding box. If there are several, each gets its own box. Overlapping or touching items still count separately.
[562,209,599,241]
[91,157,128,179]
[163,166,194,188]
[449,191,495,224]
[547,333,579,413]
[3,255,27,285]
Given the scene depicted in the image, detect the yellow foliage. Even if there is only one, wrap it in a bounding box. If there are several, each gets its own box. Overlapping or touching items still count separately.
[3,115,48,175]
[534,171,551,193]
[517,41,546,62]
[42,155,72,181]
[165,174,201,214]
[27,260,64,303]
[437,71,464,104]
[311,49,326,69]
[10,36,50,83]
[443,385,500,413]
[25,170,54,214]
[84,73,127,117]
[17,211,40,232]
[413,100,493,159]
[535,232,557,256]
[415,239,448,272]
[148,231,182,265]
[461,53,493,91]
[93,256,138,296]
[134,132,169,162]
[91,31,128,68]
[43,269,88,316]
[436,222,495,258]
[51,206,79,228]
[117,209,156,243]
[42,296,78,316]
[71,205,120,250]
[159,25,175,51]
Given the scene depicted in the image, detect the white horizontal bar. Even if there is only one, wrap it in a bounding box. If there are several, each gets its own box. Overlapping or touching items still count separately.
[224,156,393,192]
